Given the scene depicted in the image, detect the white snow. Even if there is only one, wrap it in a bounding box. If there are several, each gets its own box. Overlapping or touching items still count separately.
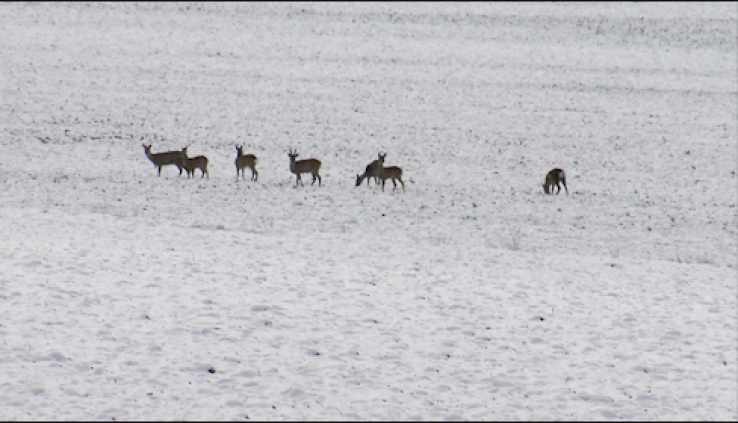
[0,2,736,420]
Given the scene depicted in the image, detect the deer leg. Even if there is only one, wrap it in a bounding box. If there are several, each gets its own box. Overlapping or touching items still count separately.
[392,179,398,190]
[399,178,405,191]
[562,180,569,195]
[252,168,258,181]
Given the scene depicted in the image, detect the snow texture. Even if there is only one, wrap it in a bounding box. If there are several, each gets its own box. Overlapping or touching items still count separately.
[0,2,736,421]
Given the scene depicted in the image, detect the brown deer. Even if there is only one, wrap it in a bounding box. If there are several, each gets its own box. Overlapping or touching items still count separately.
[542,168,568,195]
[142,143,185,176]
[355,155,381,187]
[377,153,405,192]
[235,145,258,181]
[182,146,209,179]
[288,149,322,187]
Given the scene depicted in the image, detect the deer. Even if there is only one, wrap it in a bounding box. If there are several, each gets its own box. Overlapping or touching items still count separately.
[377,152,405,192]
[181,146,209,179]
[355,155,381,187]
[235,145,258,181]
[542,168,568,195]
[142,143,185,176]
[288,149,322,187]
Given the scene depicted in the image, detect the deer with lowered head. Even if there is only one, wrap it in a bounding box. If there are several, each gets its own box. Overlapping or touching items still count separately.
[288,148,322,187]
[377,152,405,192]
[355,155,381,187]
[542,168,568,195]
[142,143,185,176]
[181,146,209,179]
[235,145,258,181]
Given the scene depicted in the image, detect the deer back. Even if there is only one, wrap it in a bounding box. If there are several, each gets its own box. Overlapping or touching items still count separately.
[236,147,257,169]
[289,151,321,174]
[368,159,380,177]
[295,158,321,173]
[546,168,565,184]
[185,155,208,171]
[380,166,403,180]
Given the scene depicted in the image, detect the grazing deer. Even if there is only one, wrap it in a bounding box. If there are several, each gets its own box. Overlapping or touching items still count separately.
[288,149,322,187]
[235,145,258,181]
[142,143,185,176]
[355,155,381,187]
[377,153,405,192]
[542,168,568,195]
[182,146,209,179]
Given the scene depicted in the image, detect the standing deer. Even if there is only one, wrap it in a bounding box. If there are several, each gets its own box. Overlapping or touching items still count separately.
[142,143,185,176]
[377,152,405,192]
[355,155,381,187]
[542,168,568,195]
[182,146,209,179]
[288,149,322,187]
[235,145,258,181]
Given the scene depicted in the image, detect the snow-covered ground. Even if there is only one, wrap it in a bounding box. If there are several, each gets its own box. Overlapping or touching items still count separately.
[1,2,736,420]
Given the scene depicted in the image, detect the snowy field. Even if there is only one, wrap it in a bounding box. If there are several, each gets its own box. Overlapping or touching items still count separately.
[0,2,736,420]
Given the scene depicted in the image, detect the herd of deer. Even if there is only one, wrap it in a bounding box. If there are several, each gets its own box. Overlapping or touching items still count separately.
[142,144,568,195]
